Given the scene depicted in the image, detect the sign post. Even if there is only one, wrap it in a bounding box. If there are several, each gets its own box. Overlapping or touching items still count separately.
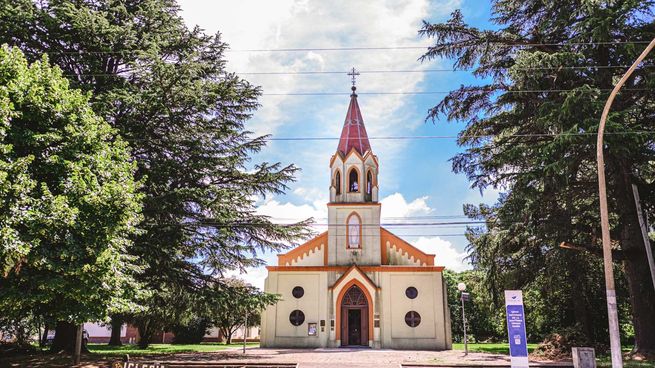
[505,290,529,368]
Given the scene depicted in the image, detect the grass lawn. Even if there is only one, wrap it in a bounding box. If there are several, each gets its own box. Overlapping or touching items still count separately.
[452,342,539,354]
[451,343,653,368]
[87,342,260,355]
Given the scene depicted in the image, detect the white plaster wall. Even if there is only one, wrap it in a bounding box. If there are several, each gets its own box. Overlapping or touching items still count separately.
[379,272,450,350]
[83,322,126,338]
[261,271,330,348]
[289,244,324,266]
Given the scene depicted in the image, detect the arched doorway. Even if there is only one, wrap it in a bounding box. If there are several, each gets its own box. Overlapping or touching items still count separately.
[340,285,369,346]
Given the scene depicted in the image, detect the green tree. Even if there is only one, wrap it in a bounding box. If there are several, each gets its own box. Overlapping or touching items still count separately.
[208,278,279,345]
[444,270,504,343]
[0,0,311,348]
[419,0,655,355]
[0,45,142,351]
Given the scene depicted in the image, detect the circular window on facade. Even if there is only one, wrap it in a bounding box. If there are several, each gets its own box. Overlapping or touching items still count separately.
[405,286,418,299]
[289,310,305,326]
[292,286,304,298]
[405,311,421,328]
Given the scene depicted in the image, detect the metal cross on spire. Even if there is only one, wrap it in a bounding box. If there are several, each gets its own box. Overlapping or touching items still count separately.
[347,67,360,88]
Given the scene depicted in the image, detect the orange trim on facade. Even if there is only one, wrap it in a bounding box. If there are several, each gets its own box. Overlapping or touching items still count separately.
[266,265,445,272]
[327,202,381,207]
[329,146,378,168]
[277,232,328,266]
[328,265,380,291]
[335,279,374,342]
[380,227,435,266]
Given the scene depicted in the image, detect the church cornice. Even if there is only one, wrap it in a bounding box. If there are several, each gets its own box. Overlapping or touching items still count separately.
[326,202,380,207]
[265,265,445,272]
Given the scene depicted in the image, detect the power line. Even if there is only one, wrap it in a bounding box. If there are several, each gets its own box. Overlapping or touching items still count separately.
[260,88,648,96]
[227,41,651,52]
[59,65,655,78]
[37,41,651,55]
[237,65,655,75]
[118,131,655,143]
[143,220,489,227]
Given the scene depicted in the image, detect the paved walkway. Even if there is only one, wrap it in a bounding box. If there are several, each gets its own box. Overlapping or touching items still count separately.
[159,347,539,368]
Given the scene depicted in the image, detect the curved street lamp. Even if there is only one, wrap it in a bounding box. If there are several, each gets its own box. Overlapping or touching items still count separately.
[597,37,655,368]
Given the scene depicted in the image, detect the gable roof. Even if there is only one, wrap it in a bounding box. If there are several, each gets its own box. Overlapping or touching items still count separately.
[328,264,380,291]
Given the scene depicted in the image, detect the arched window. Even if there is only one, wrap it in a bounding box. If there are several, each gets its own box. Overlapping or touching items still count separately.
[347,213,361,249]
[335,171,341,195]
[348,168,359,192]
[366,170,373,195]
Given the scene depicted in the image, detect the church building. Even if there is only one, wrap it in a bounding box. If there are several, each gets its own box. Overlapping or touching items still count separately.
[260,82,452,350]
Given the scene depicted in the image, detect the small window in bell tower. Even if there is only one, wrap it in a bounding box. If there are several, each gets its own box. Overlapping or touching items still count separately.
[348,168,359,192]
[366,170,373,195]
[335,171,341,195]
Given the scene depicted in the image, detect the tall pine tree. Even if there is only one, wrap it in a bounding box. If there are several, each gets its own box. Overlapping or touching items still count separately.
[0,0,311,347]
[420,0,655,355]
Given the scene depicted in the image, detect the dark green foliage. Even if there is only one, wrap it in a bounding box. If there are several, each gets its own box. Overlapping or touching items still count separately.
[0,44,142,325]
[0,0,312,348]
[207,278,279,345]
[420,0,655,355]
[444,270,505,343]
[171,318,211,344]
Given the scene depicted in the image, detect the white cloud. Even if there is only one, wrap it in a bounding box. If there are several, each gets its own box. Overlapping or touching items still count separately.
[411,236,470,272]
[226,266,269,290]
[177,0,462,172]
[256,198,327,223]
[381,192,432,218]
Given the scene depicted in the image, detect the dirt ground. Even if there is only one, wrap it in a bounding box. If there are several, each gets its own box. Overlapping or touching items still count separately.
[0,347,570,368]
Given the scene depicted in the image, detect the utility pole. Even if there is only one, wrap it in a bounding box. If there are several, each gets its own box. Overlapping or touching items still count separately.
[457,282,468,356]
[631,184,655,292]
[243,309,248,354]
[597,36,655,368]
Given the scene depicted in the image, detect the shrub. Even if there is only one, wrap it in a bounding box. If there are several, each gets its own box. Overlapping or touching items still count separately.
[171,318,211,344]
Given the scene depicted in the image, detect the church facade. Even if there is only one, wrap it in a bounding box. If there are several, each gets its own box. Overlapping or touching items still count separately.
[260,85,452,350]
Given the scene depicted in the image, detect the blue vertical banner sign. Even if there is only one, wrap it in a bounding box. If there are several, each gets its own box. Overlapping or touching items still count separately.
[505,290,529,368]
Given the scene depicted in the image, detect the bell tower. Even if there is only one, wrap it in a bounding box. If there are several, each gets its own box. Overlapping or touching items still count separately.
[327,70,381,266]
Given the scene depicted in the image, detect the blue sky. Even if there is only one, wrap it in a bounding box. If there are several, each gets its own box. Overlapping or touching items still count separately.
[177,0,500,288]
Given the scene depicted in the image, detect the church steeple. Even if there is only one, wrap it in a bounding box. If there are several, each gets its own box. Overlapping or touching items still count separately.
[337,86,371,156]
[329,70,379,205]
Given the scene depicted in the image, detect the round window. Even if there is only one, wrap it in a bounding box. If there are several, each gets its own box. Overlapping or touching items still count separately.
[289,310,305,326]
[292,286,304,298]
[405,286,418,299]
[405,311,421,328]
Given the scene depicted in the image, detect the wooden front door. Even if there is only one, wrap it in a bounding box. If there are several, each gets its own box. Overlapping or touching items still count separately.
[340,285,369,346]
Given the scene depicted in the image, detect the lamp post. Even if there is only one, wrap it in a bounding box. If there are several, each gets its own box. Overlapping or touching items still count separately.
[597,37,655,368]
[457,282,468,356]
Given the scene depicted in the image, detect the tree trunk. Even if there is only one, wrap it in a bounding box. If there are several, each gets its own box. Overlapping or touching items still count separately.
[137,320,155,349]
[51,322,90,353]
[50,321,75,353]
[617,168,655,357]
[108,315,123,346]
[40,325,49,348]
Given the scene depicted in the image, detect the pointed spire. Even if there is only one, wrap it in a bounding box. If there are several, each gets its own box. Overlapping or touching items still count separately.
[337,69,371,156]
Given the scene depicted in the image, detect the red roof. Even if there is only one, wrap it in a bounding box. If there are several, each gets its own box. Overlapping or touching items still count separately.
[337,88,371,156]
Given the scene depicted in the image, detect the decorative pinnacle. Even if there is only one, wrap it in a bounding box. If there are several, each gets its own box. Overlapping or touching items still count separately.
[347,67,360,93]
